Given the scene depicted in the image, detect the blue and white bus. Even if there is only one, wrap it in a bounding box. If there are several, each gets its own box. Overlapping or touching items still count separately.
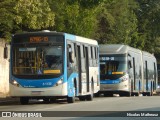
[9,30,100,104]
[98,44,157,97]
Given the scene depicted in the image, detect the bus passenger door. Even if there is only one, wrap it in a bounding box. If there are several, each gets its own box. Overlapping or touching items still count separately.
[145,61,148,91]
[128,54,133,92]
[77,45,82,94]
[67,43,74,76]
[85,46,89,92]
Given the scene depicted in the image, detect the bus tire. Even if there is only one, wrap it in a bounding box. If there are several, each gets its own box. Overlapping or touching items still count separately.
[146,92,151,96]
[104,93,113,97]
[134,92,140,96]
[50,98,57,103]
[127,91,131,97]
[120,92,131,97]
[79,96,86,101]
[142,93,146,96]
[119,93,125,97]
[67,96,75,103]
[86,93,93,101]
[43,98,50,103]
[86,82,94,101]
[94,93,100,97]
[20,97,29,105]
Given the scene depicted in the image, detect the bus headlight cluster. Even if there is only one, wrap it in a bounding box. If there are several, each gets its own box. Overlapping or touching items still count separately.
[12,80,20,87]
[120,75,129,82]
[53,78,63,87]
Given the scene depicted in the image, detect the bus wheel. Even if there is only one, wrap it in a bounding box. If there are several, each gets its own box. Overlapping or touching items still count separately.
[20,97,29,105]
[79,96,86,101]
[126,91,131,97]
[120,92,131,97]
[146,92,151,96]
[43,98,50,103]
[135,92,140,96]
[119,93,125,97]
[142,93,146,96]
[67,96,75,103]
[86,82,94,101]
[50,98,57,103]
[104,93,113,97]
[94,93,100,97]
[86,93,93,101]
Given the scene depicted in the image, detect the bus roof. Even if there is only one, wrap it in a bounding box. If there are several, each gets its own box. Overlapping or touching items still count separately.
[13,31,98,45]
[99,44,156,59]
[99,44,141,54]
[13,31,65,36]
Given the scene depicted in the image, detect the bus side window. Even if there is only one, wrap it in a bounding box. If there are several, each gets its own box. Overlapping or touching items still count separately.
[128,60,132,69]
[128,54,132,69]
[90,46,93,59]
[74,43,76,57]
[4,44,8,59]
[67,44,74,68]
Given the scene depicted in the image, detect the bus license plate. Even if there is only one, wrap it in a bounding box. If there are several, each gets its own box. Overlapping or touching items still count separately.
[31,91,42,95]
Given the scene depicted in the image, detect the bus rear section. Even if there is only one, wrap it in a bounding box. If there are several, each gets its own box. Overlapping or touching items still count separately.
[142,51,157,96]
[9,31,99,104]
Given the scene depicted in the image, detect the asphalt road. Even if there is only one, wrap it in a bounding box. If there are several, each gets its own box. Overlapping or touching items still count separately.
[0,95,160,120]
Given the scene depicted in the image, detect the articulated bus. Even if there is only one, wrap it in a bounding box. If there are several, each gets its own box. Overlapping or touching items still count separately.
[98,44,157,97]
[9,30,99,104]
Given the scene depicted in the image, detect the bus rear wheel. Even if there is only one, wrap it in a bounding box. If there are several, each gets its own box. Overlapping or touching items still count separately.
[67,96,75,103]
[86,82,94,101]
[120,92,131,97]
[20,97,29,105]
[104,93,113,97]
[79,96,86,101]
[43,98,50,103]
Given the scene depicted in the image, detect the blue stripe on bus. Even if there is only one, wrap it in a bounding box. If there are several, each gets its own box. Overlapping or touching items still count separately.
[100,79,120,84]
[65,33,76,41]
[67,73,78,97]
[14,75,64,88]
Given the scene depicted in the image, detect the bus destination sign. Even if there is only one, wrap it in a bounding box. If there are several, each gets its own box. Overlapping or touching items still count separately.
[30,37,48,43]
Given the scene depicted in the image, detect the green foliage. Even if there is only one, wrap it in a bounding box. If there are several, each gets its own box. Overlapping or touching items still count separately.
[0,0,55,41]
[136,0,160,53]
[0,0,160,55]
[14,0,55,29]
[0,0,16,41]
[95,0,139,47]
[48,0,99,38]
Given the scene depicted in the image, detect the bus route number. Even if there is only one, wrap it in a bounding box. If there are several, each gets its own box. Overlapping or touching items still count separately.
[30,37,48,43]
[101,57,114,61]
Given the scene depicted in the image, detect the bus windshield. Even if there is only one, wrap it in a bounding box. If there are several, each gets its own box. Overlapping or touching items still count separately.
[100,54,127,80]
[12,45,63,78]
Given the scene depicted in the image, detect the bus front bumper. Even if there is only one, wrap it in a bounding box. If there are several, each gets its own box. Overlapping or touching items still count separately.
[9,83,67,97]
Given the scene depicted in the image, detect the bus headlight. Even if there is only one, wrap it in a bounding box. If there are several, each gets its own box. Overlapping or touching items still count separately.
[120,75,129,82]
[54,78,63,87]
[12,80,20,87]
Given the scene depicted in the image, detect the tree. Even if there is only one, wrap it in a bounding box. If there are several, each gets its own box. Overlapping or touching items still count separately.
[0,0,16,41]
[94,0,139,47]
[136,0,160,53]
[0,0,55,41]
[48,0,100,38]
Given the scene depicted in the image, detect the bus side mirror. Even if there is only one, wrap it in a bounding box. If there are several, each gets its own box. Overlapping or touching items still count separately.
[4,45,8,59]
